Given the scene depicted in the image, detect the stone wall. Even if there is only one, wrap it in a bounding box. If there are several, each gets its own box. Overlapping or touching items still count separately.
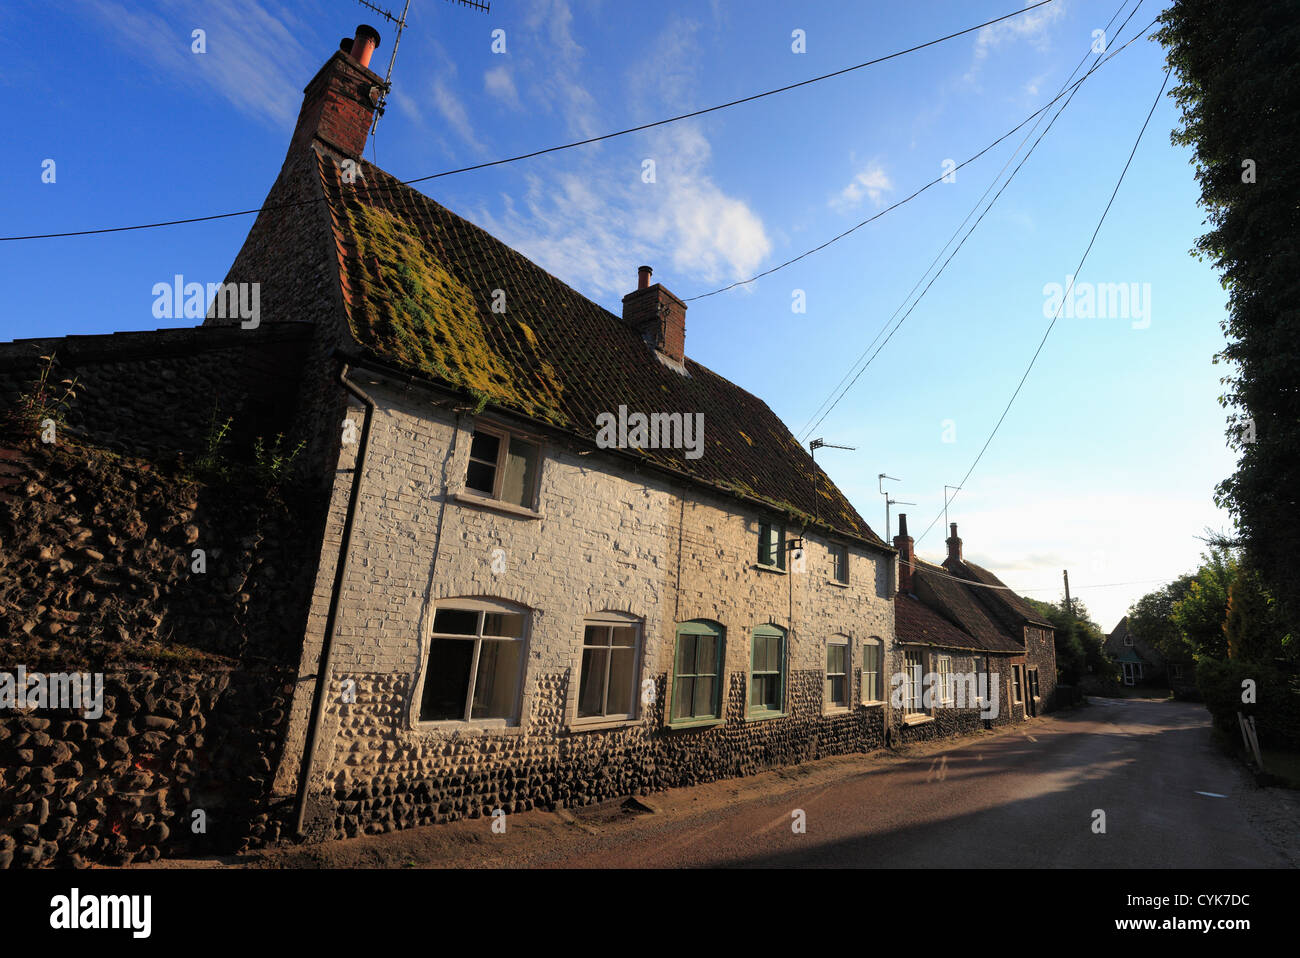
[285,372,899,836]
[0,668,293,868]
[1024,625,1058,713]
[0,324,312,462]
[0,425,322,867]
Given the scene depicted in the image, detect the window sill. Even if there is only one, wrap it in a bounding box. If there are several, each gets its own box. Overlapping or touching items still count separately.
[412,719,525,737]
[745,709,787,723]
[666,717,725,730]
[569,716,640,732]
[453,491,542,520]
[752,563,787,575]
[826,579,850,589]
[903,713,934,726]
[824,705,851,716]
[859,700,886,709]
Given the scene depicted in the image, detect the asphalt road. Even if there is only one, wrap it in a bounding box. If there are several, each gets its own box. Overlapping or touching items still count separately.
[215,696,1295,870]
[552,697,1291,868]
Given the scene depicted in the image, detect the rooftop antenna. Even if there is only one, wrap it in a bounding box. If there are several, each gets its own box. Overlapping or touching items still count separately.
[809,438,855,529]
[351,0,491,136]
[877,474,913,541]
[943,485,962,541]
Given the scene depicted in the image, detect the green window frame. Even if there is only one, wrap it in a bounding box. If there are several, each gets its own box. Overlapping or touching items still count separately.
[749,624,786,716]
[671,621,725,725]
[757,521,786,569]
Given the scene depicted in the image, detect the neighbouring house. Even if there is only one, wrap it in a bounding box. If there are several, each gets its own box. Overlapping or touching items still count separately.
[892,515,1058,735]
[0,23,1061,857]
[1104,616,1195,694]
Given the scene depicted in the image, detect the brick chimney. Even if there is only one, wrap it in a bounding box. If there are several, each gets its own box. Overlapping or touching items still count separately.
[621,265,686,365]
[894,513,915,594]
[946,522,963,564]
[289,24,384,159]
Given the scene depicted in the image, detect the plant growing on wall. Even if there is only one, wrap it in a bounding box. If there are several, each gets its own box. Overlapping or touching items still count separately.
[6,352,82,436]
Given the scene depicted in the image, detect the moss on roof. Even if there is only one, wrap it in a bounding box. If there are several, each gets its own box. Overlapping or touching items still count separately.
[345,203,568,427]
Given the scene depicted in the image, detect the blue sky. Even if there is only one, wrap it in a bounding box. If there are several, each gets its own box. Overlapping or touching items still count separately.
[2,0,1234,628]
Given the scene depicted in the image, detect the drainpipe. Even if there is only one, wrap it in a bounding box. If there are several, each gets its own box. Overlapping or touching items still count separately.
[293,360,375,837]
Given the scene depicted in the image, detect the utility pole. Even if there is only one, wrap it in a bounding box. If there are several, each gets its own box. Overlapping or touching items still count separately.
[1063,569,1073,617]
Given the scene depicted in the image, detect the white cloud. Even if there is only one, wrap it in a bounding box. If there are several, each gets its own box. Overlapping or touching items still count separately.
[431,77,486,153]
[468,10,771,301]
[73,0,313,125]
[484,65,521,109]
[965,0,1068,86]
[831,162,892,211]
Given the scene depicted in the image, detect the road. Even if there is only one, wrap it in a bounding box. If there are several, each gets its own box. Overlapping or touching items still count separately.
[210,697,1300,869]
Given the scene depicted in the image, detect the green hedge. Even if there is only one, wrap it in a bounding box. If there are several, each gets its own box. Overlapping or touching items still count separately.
[1196,658,1300,749]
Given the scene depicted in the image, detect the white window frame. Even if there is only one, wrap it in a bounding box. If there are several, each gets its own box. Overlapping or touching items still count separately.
[903,648,928,717]
[415,596,528,727]
[825,635,850,711]
[935,654,954,707]
[573,611,643,726]
[861,637,884,705]
[1011,664,1024,705]
[463,422,542,509]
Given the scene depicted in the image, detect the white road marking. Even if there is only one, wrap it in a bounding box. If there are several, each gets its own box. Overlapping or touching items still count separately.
[1195,791,1227,798]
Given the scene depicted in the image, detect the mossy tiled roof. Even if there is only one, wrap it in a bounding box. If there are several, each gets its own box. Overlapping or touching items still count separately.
[910,557,1024,653]
[315,154,881,546]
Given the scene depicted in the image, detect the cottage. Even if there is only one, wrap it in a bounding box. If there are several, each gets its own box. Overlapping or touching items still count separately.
[891,515,1058,738]
[0,23,1061,851]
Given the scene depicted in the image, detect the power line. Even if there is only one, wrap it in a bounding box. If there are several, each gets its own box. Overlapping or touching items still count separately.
[798,11,1157,444]
[0,1,1054,243]
[915,562,1179,595]
[795,0,1143,442]
[914,65,1173,547]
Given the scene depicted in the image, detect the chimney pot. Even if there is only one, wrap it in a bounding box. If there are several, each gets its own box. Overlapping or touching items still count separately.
[622,267,685,365]
[946,522,963,564]
[894,512,915,594]
[350,24,382,69]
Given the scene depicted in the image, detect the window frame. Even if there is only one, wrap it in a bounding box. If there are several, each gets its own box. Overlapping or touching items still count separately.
[825,635,850,712]
[935,654,954,707]
[902,648,929,718]
[757,520,787,570]
[462,422,543,510]
[829,542,849,585]
[415,596,529,727]
[669,620,726,727]
[1011,664,1024,705]
[572,611,643,727]
[1026,665,1040,702]
[747,624,787,718]
[860,637,884,705]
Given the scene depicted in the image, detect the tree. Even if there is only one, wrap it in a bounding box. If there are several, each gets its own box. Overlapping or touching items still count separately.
[1156,3,1300,628]
[1024,596,1108,685]
[1224,563,1293,664]
[1127,573,1197,662]
[1169,547,1237,660]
